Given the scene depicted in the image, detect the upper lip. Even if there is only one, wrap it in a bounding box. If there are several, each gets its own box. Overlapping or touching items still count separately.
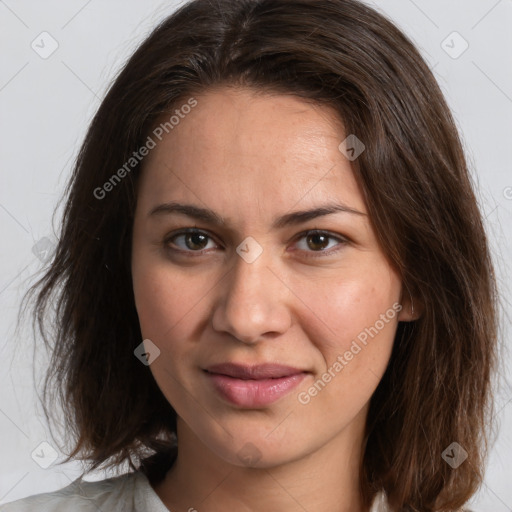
[205,363,306,380]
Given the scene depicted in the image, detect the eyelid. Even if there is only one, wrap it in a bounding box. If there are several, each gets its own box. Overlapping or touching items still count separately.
[288,229,349,257]
[163,227,221,254]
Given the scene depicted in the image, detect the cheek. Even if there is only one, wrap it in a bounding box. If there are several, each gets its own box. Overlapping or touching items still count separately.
[296,261,401,411]
[331,286,399,357]
[131,260,204,394]
[297,262,401,349]
[293,276,400,430]
[132,261,196,350]
[131,250,207,342]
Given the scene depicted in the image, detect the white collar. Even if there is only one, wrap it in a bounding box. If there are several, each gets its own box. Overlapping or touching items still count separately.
[370,490,390,512]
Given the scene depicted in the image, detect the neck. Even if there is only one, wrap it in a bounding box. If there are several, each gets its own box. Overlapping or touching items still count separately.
[153,408,370,512]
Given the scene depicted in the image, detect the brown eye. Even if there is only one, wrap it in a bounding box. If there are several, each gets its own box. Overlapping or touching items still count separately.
[165,229,217,252]
[305,233,330,251]
[293,230,347,256]
[183,232,209,250]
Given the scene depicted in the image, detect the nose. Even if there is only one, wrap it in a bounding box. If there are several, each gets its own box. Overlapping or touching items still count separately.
[211,247,292,344]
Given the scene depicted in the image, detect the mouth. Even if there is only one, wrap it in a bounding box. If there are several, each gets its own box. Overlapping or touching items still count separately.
[203,363,309,408]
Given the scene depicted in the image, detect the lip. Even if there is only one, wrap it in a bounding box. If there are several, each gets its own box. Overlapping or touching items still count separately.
[204,363,308,408]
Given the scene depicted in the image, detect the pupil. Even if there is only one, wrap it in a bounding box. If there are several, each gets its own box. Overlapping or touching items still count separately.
[307,233,328,251]
[186,233,207,250]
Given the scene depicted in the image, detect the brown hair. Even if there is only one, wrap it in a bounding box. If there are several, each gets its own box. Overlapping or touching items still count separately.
[22,0,498,510]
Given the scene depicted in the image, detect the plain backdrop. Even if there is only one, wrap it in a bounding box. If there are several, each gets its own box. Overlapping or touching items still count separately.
[0,0,511,509]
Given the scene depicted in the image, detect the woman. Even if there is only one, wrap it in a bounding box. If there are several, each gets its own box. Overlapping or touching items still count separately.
[3,0,497,510]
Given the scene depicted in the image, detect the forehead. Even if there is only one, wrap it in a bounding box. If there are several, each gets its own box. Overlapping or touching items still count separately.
[137,87,366,221]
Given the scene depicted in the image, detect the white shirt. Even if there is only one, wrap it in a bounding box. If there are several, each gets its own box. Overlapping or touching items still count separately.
[0,471,390,511]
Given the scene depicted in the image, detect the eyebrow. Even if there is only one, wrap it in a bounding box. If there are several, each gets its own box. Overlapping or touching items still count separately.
[149,201,366,229]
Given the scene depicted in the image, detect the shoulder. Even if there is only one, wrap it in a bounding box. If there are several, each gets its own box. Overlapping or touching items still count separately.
[0,472,148,512]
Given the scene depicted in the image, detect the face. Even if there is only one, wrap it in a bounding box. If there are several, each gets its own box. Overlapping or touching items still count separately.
[131,87,410,468]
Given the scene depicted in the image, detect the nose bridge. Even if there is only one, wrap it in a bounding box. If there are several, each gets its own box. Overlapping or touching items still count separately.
[212,242,291,342]
[230,247,272,304]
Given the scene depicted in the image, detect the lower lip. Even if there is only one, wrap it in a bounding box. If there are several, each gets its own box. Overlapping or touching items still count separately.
[205,372,307,408]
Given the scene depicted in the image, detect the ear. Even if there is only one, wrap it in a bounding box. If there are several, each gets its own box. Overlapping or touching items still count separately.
[397,289,423,322]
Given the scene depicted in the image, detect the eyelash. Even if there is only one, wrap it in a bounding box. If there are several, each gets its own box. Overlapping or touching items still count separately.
[162,228,348,259]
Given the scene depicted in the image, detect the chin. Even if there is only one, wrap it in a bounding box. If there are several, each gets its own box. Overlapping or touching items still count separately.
[197,422,314,469]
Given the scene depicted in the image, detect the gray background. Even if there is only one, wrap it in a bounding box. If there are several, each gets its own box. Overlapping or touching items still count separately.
[0,0,511,509]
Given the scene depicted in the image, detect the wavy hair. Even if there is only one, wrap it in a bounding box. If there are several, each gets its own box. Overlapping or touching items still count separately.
[22,0,498,510]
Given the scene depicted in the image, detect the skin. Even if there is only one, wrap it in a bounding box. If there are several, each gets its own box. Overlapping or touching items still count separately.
[131,87,416,512]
